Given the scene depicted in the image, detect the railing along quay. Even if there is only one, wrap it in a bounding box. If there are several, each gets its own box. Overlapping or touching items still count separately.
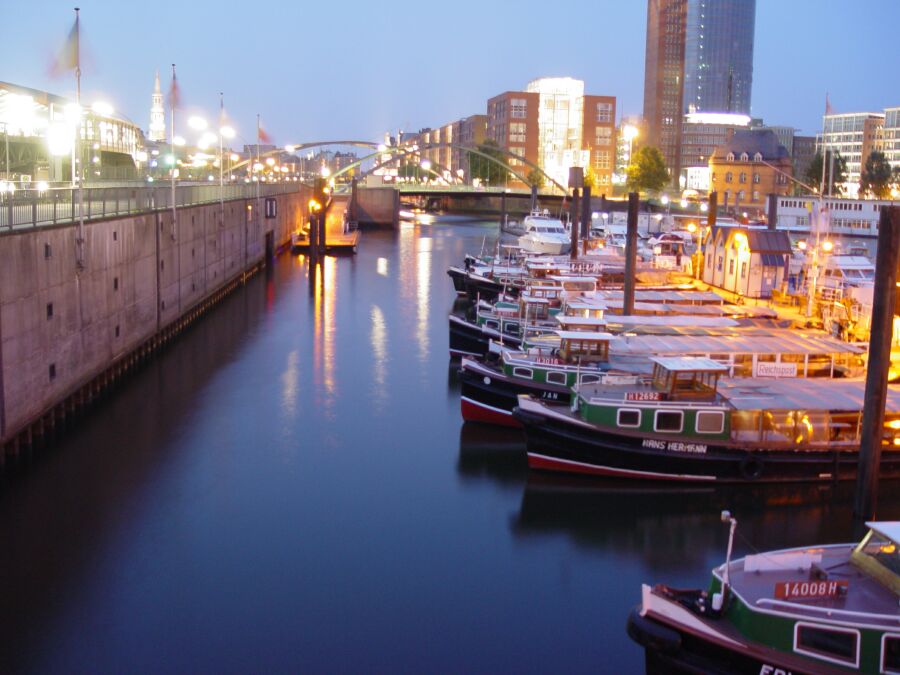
[0,182,300,231]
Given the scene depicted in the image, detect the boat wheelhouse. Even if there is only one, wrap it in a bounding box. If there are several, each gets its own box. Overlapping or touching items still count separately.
[629,516,900,673]
[514,356,900,482]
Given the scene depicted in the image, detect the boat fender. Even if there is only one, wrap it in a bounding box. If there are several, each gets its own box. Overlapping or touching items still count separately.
[739,455,764,481]
[626,608,681,655]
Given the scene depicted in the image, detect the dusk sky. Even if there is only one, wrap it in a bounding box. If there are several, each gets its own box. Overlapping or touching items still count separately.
[4,0,898,146]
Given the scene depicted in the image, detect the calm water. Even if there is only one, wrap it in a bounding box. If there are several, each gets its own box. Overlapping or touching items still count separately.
[1,217,898,674]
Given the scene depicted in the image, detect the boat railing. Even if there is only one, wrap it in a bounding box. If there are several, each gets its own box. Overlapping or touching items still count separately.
[756,598,900,625]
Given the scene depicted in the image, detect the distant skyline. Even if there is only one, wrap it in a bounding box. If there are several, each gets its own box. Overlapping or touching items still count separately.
[2,0,898,145]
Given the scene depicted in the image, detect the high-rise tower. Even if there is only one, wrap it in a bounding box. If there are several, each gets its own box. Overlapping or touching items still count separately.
[643,0,756,179]
[148,70,166,142]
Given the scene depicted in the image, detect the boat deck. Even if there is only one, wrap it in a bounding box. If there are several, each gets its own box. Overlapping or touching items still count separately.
[720,544,900,629]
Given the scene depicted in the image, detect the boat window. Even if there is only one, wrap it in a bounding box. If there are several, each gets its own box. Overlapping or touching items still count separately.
[618,409,641,428]
[731,411,761,442]
[654,410,683,433]
[485,320,500,330]
[807,355,832,377]
[513,367,534,380]
[730,353,752,374]
[794,623,859,667]
[503,322,520,336]
[580,374,601,384]
[882,634,900,673]
[546,371,567,385]
[696,411,725,434]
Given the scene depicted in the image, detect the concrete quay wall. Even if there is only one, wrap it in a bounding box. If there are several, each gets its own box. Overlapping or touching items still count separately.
[0,187,309,451]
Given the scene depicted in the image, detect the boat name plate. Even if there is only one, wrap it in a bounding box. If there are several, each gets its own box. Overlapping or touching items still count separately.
[774,580,848,600]
[642,439,708,454]
[626,391,665,402]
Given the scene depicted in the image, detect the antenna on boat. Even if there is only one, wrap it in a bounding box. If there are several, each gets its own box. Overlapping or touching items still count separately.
[714,510,738,612]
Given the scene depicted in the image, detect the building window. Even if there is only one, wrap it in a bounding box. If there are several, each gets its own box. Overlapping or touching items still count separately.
[729,259,735,275]
[509,123,526,144]
[44,243,52,259]
[46,302,53,319]
[594,127,612,145]
[594,151,610,170]
[49,364,56,380]
[511,99,527,119]
[741,262,747,278]
[752,191,760,202]
[754,152,763,162]
[725,172,733,183]
[740,152,749,161]
[717,255,723,271]
[596,102,612,123]
[738,190,746,202]
[739,172,747,183]
[753,173,760,184]
[726,152,735,162]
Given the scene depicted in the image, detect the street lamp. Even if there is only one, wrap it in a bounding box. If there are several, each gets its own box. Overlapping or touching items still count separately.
[623,124,638,165]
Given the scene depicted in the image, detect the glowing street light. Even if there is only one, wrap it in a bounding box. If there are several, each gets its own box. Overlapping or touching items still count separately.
[188,116,208,131]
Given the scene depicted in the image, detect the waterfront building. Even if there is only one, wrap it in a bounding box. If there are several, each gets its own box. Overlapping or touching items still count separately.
[708,129,791,216]
[643,0,756,179]
[881,107,900,176]
[774,196,894,240]
[678,112,751,191]
[148,71,166,142]
[486,90,540,184]
[0,80,148,183]
[701,225,791,298]
[486,78,616,189]
[791,135,817,183]
[419,115,486,181]
[820,112,884,198]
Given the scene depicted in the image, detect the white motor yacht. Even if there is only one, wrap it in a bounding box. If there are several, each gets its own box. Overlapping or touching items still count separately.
[517,210,571,255]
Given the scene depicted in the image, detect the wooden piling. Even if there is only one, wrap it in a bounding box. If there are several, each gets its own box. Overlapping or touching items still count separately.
[854,206,900,519]
[623,192,640,316]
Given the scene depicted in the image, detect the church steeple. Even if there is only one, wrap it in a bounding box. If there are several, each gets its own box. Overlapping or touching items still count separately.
[148,70,166,142]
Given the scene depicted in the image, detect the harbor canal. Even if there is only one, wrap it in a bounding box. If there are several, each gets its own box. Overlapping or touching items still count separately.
[2,216,900,673]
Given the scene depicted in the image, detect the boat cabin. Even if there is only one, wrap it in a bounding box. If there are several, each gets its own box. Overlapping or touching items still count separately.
[557,331,614,363]
[548,275,598,294]
[519,295,552,321]
[650,357,726,401]
[523,285,563,305]
[555,315,608,331]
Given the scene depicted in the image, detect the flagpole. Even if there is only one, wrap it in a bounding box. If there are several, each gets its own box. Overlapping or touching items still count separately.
[219,92,224,218]
[807,94,830,318]
[256,114,261,225]
[171,63,177,238]
[74,7,85,270]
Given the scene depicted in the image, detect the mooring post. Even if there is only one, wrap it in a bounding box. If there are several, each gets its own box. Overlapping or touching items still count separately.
[854,206,900,520]
[581,184,592,255]
[530,184,537,213]
[624,192,639,315]
[707,191,718,230]
[500,189,507,229]
[569,187,580,260]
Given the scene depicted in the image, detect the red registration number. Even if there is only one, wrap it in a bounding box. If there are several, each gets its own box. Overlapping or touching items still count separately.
[774,580,848,600]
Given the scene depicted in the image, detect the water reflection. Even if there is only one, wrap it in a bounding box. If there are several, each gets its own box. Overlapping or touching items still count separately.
[370,305,388,411]
[311,256,337,415]
[514,475,900,572]
[456,422,527,488]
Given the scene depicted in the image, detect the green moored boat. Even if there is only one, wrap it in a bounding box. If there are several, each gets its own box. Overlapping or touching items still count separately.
[629,515,900,673]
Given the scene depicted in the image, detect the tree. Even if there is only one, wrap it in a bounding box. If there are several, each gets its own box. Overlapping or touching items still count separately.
[626,146,669,194]
[803,150,848,196]
[526,168,545,188]
[859,151,894,199]
[468,139,511,186]
[582,166,597,191]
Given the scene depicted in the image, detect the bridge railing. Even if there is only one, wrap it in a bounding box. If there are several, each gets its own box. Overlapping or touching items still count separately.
[0,182,300,232]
